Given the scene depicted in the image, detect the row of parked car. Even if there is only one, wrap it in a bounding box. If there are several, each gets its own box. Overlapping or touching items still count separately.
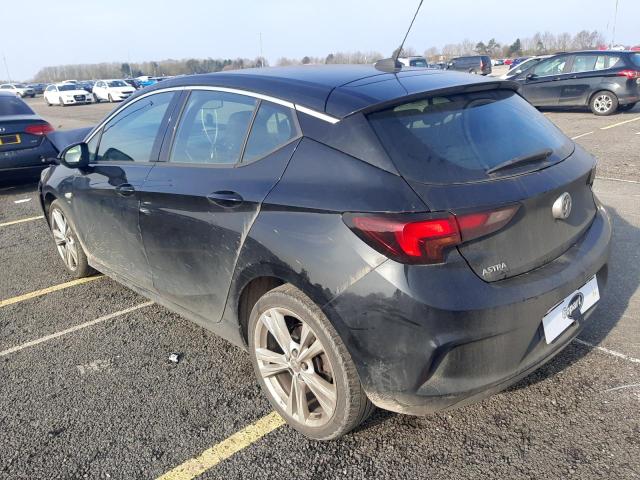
[0,76,173,107]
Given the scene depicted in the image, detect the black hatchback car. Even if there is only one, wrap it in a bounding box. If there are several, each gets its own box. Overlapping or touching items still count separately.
[513,50,640,115]
[39,66,611,440]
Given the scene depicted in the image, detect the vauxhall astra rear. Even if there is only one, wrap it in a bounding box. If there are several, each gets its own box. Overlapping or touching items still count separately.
[39,66,612,440]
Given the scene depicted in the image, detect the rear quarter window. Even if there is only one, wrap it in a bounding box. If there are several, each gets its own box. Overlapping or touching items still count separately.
[368,89,573,185]
[630,53,640,68]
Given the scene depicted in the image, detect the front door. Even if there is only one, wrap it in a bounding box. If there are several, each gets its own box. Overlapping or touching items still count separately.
[72,91,178,289]
[519,55,570,106]
[138,89,301,322]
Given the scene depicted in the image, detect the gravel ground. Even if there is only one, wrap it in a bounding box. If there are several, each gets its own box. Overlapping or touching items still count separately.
[0,100,638,480]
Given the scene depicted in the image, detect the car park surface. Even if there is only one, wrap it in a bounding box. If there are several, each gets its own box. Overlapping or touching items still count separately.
[1,95,639,478]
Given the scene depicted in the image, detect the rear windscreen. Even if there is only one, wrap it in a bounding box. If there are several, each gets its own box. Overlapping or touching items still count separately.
[631,53,640,67]
[368,89,573,184]
[0,96,34,116]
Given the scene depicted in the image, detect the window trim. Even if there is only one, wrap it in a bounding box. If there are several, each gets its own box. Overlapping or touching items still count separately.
[84,85,338,145]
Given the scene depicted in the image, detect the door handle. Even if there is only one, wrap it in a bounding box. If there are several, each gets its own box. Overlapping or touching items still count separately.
[115,183,136,196]
[207,191,243,207]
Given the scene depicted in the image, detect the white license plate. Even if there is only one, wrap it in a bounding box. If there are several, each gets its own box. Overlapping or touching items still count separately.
[542,275,600,344]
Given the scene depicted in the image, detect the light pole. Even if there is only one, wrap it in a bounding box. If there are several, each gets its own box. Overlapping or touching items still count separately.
[611,0,619,47]
[2,52,11,82]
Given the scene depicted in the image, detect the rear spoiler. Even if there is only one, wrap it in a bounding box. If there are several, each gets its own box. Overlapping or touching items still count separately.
[352,80,521,117]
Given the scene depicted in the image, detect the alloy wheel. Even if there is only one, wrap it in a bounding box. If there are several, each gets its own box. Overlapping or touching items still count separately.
[593,94,613,114]
[51,209,78,271]
[254,307,337,427]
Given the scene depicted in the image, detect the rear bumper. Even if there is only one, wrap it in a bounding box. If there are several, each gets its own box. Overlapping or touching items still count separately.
[323,202,612,415]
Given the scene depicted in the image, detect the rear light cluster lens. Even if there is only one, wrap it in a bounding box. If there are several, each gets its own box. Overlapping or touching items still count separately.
[344,205,519,264]
[24,123,54,135]
[617,70,640,79]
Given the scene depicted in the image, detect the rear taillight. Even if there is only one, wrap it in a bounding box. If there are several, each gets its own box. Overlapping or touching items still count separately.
[344,205,519,264]
[617,70,640,79]
[24,123,54,135]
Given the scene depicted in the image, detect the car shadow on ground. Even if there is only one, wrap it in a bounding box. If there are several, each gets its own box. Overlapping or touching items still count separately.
[538,105,639,115]
[355,206,638,433]
[0,180,39,195]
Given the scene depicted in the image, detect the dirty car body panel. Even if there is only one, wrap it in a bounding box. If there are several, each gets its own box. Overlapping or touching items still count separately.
[39,66,612,415]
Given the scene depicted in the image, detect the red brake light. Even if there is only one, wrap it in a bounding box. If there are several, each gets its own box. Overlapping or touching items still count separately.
[617,70,640,79]
[24,123,54,135]
[344,205,519,265]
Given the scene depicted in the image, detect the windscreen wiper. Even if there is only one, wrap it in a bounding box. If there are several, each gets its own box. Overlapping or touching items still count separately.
[486,148,553,175]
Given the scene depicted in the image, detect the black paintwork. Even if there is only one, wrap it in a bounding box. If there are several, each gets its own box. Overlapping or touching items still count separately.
[39,66,612,415]
[513,51,640,108]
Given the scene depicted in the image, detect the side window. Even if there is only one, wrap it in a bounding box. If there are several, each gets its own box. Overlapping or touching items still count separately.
[96,91,174,162]
[571,55,597,73]
[533,56,568,77]
[243,101,299,162]
[170,90,256,165]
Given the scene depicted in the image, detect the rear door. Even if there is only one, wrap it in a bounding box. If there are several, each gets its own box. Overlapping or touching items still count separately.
[368,87,597,281]
[138,89,301,322]
[71,91,179,289]
[558,54,600,106]
[519,55,570,106]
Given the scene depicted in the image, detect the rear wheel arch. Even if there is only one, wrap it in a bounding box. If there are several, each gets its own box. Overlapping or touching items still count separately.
[237,276,285,346]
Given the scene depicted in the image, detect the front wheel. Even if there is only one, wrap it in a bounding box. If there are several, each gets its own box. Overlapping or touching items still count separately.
[590,91,618,116]
[248,284,374,440]
[108,93,113,103]
[49,200,94,278]
[93,93,100,103]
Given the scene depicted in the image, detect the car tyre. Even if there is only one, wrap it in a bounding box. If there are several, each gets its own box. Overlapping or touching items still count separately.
[30,94,35,98]
[618,102,636,112]
[108,93,114,103]
[58,96,67,107]
[45,96,51,106]
[590,91,618,116]
[93,93,100,103]
[49,200,94,278]
[469,69,478,74]
[248,283,374,440]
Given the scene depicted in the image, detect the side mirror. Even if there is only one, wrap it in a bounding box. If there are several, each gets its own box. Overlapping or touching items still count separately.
[526,73,537,80]
[59,142,89,169]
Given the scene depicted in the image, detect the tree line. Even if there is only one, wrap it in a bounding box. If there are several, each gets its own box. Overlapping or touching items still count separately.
[24,30,609,82]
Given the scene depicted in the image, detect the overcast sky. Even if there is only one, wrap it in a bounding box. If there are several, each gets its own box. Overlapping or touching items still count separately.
[2,0,638,80]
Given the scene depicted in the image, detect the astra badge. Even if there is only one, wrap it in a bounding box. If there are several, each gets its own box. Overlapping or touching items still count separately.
[482,262,508,277]
[552,192,572,220]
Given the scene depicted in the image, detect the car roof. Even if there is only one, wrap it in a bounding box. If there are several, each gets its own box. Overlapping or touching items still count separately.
[144,64,514,118]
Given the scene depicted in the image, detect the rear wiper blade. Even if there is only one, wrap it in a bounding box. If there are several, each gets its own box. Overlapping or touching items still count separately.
[486,148,553,175]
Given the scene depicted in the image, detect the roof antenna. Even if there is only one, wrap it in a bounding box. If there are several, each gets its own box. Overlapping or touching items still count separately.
[374,0,424,73]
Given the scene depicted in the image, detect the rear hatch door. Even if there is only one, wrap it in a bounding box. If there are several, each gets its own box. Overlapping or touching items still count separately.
[368,87,597,281]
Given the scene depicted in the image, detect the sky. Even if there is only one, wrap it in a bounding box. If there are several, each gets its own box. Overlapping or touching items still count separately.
[1,0,638,80]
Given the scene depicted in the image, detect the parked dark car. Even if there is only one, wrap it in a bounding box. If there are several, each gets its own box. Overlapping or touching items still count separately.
[0,92,57,183]
[27,83,46,95]
[39,65,611,440]
[510,56,531,69]
[123,78,142,89]
[77,81,95,93]
[446,55,492,75]
[512,50,640,115]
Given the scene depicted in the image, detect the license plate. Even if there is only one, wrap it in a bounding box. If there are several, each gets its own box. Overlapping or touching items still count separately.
[0,134,20,146]
[542,275,599,344]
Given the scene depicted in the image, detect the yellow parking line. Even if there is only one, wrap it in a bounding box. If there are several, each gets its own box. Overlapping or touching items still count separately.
[0,215,44,228]
[157,412,285,480]
[600,116,640,130]
[0,275,104,308]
